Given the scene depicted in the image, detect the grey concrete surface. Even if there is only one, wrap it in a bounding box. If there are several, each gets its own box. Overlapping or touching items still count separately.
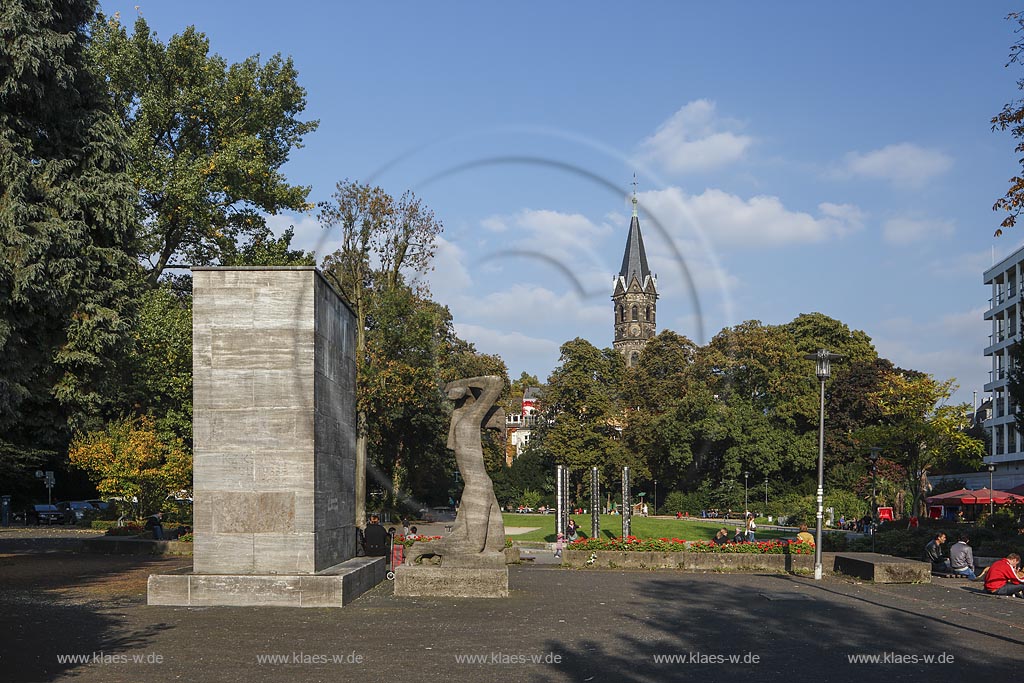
[3,555,1023,683]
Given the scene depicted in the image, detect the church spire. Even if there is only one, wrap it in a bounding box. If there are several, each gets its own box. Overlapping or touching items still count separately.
[632,173,638,218]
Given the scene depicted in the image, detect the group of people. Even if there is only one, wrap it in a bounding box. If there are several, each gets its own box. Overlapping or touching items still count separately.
[925,531,1024,598]
[711,513,759,544]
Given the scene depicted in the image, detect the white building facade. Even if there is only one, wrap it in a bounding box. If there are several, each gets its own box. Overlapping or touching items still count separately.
[983,247,1024,489]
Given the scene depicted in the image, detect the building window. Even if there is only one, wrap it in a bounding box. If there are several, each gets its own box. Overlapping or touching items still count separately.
[619,305,625,322]
[631,306,638,321]
[630,351,639,366]
[645,307,651,321]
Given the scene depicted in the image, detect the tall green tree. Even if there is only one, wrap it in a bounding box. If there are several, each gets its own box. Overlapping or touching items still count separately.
[1,0,139,494]
[87,13,318,282]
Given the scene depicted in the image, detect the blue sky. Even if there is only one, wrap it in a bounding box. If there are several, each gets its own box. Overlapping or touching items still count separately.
[101,1,1024,405]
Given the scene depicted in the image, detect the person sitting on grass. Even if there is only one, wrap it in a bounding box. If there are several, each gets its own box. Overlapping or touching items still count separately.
[796,524,815,545]
[983,553,1024,598]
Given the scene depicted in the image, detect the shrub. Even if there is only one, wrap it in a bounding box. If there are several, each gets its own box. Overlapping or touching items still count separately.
[105,524,144,537]
[567,536,812,554]
[658,490,708,516]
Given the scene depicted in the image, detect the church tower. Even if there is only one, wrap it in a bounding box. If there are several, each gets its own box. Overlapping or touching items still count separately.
[612,185,658,368]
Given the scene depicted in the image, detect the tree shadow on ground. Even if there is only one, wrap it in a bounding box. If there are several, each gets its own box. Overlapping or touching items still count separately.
[0,552,182,681]
[527,572,1022,682]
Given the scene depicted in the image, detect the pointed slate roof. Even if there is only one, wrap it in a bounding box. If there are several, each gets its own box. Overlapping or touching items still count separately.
[618,213,652,287]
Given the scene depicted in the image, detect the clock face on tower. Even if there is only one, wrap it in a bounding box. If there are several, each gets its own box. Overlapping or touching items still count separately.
[629,324,640,337]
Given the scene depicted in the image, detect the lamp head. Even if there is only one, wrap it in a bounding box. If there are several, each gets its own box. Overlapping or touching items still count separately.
[803,349,845,380]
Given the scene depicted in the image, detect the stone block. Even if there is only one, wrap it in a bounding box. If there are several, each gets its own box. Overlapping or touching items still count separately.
[393,565,509,598]
[147,574,190,605]
[833,553,931,583]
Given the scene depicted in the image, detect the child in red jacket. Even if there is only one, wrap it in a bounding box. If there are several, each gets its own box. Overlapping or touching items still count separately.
[984,553,1024,597]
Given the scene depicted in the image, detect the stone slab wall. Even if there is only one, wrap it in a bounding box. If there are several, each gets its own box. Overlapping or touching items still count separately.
[192,267,356,575]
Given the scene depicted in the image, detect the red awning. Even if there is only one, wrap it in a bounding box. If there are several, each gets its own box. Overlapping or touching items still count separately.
[926,488,1024,505]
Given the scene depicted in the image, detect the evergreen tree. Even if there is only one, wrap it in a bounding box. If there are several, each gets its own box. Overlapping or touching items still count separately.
[0,0,139,492]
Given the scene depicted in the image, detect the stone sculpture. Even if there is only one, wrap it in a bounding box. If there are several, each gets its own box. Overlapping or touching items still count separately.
[408,375,506,566]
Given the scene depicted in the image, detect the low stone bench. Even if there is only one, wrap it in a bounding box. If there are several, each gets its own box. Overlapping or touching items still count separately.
[832,552,930,583]
[80,537,193,555]
[562,550,828,574]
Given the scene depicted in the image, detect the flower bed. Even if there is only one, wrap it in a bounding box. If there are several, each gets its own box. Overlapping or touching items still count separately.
[569,536,813,555]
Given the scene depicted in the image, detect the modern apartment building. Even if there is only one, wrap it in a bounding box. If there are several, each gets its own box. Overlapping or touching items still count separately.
[983,246,1024,488]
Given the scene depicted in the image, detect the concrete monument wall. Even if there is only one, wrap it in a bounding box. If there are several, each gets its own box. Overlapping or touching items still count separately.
[191,267,356,575]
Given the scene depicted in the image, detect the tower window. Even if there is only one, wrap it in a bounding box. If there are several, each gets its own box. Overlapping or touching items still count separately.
[631,306,638,321]
[619,305,625,322]
[645,307,651,322]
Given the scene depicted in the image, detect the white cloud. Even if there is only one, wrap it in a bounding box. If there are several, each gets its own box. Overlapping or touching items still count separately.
[883,216,955,246]
[460,284,607,326]
[635,99,753,173]
[266,212,333,257]
[425,236,473,302]
[841,143,953,188]
[639,187,863,248]
[453,323,561,359]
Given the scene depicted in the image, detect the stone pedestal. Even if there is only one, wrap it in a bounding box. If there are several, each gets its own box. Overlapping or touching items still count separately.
[393,564,509,598]
[148,267,381,607]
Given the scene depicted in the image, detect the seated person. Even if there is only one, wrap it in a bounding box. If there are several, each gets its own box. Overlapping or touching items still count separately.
[923,532,950,572]
[983,553,1024,597]
[732,527,745,543]
[796,524,815,545]
[362,514,390,557]
[949,533,976,580]
[712,528,730,545]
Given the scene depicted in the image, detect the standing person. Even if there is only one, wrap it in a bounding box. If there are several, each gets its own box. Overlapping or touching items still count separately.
[924,532,949,572]
[949,533,976,579]
[642,502,649,517]
[554,532,565,558]
[401,518,411,537]
[984,553,1024,597]
[745,513,757,542]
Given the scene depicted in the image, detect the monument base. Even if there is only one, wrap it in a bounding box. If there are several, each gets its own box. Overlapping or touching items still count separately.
[147,556,385,607]
[393,564,509,598]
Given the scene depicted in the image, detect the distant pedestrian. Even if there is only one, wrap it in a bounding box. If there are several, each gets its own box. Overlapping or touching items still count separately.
[554,533,564,558]
[745,513,757,542]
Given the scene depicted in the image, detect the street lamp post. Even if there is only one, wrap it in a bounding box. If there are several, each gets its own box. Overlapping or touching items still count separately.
[744,471,749,514]
[764,477,769,507]
[988,464,996,516]
[804,349,844,581]
[868,447,881,553]
[654,479,658,516]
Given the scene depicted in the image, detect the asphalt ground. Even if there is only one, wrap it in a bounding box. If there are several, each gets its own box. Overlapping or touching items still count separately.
[1,547,1022,683]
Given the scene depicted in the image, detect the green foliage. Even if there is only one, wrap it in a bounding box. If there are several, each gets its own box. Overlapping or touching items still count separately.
[992,11,1024,235]
[658,490,708,515]
[1,0,140,493]
[88,12,318,282]
[519,489,542,509]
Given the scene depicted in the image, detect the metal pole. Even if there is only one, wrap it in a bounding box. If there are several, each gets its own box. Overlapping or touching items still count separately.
[654,480,657,516]
[622,466,631,538]
[562,468,570,534]
[591,467,600,539]
[744,472,749,514]
[989,465,995,516]
[815,376,825,580]
[764,477,769,507]
[871,464,877,553]
[556,465,564,540]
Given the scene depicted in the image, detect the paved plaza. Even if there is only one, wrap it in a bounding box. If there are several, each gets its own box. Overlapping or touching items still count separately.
[1,538,1021,682]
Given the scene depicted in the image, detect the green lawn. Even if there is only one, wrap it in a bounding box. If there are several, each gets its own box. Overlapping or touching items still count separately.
[502,513,793,543]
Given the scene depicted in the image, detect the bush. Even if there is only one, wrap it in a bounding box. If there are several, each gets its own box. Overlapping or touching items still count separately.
[90,520,121,530]
[105,524,144,537]
[658,491,707,516]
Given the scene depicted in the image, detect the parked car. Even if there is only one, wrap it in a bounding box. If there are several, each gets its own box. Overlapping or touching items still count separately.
[30,504,63,525]
[85,499,112,512]
[54,501,98,522]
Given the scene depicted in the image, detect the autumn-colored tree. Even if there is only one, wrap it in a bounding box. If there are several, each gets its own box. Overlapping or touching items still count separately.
[69,416,190,517]
[858,372,984,517]
[319,180,442,524]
